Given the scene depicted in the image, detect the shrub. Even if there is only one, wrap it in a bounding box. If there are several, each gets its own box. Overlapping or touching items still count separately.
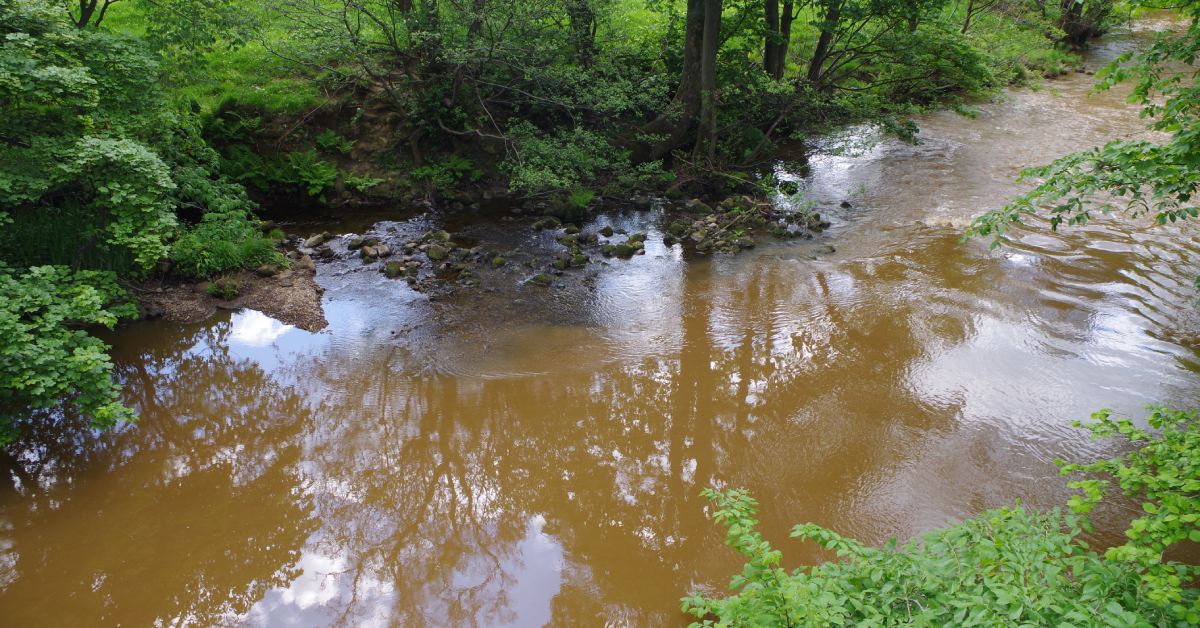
[503,122,619,194]
[686,407,1200,626]
[170,210,283,279]
[0,265,138,444]
[287,149,338,197]
[206,277,240,300]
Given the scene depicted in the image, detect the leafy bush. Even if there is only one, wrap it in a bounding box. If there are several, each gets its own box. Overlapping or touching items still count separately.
[1060,407,1200,621]
[0,265,138,444]
[686,407,1200,626]
[504,122,619,194]
[287,149,338,197]
[411,155,482,189]
[315,129,355,154]
[345,173,384,192]
[567,188,595,210]
[170,210,283,279]
[205,277,241,300]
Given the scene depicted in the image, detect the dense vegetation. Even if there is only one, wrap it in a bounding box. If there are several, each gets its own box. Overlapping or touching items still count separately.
[685,407,1200,625]
[0,1,285,442]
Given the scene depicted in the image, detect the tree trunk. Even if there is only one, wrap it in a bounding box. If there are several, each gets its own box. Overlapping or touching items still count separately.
[635,0,707,162]
[772,0,794,80]
[763,0,780,77]
[568,0,597,67]
[806,0,841,88]
[72,0,117,28]
[693,0,722,161]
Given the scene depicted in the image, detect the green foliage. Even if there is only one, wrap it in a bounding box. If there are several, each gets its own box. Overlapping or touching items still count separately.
[170,211,284,279]
[687,405,1200,626]
[0,0,288,444]
[315,129,355,154]
[345,174,383,192]
[411,155,483,190]
[0,265,137,444]
[287,149,338,197]
[568,188,596,209]
[505,122,619,194]
[205,277,241,300]
[1060,406,1200,623]
[0,2,177,272]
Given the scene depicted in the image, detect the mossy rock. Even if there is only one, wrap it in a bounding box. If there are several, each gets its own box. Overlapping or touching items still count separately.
[563,224,580,235]
[532,216,562,230]
[491,256,507,268]
[427,244,450,261]
[530,273,553,286]
[382,261,405,278]
[609,243,637,258]
[206,278,240,300]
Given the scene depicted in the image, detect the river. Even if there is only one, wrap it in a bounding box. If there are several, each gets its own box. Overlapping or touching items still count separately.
[2,15,1198,627]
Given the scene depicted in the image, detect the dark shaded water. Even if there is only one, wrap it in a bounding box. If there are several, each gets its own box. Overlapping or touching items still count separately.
[3,15,1199,626]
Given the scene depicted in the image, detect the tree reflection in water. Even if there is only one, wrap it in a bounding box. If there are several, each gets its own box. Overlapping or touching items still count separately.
[0,318,316,626]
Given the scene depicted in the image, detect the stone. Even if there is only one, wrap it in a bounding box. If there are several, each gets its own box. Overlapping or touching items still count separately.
[302,232,330,249]
[427,244,449,261]
[815,244,836,255]
[255,264,279,277]
[686,199,713,214]
[736,237,755,250]
[599,225,614,237]
[632,195,652,210]
[840,200,852,208]
[348,236,365,250]
[382,261,404,278]
[361,246,379,261]
[563,224,580,235]
[296,255,316,271]
[530,273,553,286]
[492,256,507,268]
[532,216,562,231]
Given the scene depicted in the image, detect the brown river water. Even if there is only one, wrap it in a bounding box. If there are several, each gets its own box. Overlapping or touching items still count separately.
[3,16,1200,627]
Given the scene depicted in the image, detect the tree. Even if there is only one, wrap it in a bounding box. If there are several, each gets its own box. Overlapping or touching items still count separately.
[763,0,796,80]
[0,0,278,440]
[637,0,722,162]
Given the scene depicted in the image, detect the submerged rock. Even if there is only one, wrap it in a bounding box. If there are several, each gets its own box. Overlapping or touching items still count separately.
[426,244,449,261]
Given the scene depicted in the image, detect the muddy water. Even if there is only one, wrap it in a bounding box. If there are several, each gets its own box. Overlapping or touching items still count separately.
[4,17,1200,627]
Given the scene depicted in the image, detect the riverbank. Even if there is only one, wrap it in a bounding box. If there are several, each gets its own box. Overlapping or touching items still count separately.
[137,261,327,332]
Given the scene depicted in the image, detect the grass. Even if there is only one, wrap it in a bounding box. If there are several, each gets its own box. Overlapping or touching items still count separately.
[102,1,323,115]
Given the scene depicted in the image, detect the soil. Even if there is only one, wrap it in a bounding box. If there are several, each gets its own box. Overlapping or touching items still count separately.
[136,265,327,332]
